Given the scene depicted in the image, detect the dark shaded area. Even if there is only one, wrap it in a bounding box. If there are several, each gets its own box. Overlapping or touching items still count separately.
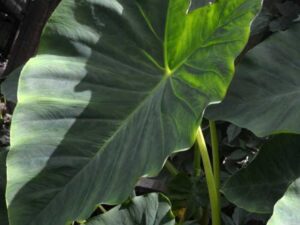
[0,10,18,59]
[0,98,10,148]
[0,2,21,75]
[0,0,28,76]
[0,0,61,79]
[0,0,27,18]
[237,0,300,63]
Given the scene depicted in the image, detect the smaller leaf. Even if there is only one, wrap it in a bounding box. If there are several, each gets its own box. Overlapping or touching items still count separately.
[85,193,175,225]
[206,23,300,136]
[222,134,300,213]
[267,177,300,225]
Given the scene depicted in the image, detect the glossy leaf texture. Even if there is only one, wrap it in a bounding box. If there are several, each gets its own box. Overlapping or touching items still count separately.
[85,193,174,225]
[206,22,300,137]
[222,134,300,213]
[0,150,8,225]
[6,0,261,225]
[267,177,300,225]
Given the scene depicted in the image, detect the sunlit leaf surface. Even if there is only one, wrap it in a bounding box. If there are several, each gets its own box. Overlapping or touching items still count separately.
[267,177,300,225]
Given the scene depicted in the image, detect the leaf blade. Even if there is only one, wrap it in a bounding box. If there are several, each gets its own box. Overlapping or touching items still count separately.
[86,193,175,225]
[6,1,261,225]
[222,134,300,213]
[206,22,300,136]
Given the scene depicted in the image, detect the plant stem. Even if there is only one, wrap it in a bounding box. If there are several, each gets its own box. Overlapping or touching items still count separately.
[209,120,220,192]
[165,160,179,176]
[196,127,221,225]
[194,143,202,177]
[194,143,204,225]
[98,204,107,213]
[177,208,187,225]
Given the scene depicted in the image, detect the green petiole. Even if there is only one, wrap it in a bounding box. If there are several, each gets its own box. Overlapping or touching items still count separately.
[196,127,221,225]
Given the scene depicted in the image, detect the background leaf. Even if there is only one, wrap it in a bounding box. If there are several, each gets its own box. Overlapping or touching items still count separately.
[206,22,300,136]
[6,0,260,225]
[267,177,300,225]
[222,134,300,213]
[85,193,174,225]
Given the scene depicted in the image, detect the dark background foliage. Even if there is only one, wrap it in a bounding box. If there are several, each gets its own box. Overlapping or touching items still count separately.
[0,0,60,77]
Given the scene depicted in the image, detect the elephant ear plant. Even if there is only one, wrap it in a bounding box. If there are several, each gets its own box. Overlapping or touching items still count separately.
[2,0,263,225]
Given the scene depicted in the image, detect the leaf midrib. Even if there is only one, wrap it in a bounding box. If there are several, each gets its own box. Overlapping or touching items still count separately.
[163,0,171,75]
[165,0,248,76]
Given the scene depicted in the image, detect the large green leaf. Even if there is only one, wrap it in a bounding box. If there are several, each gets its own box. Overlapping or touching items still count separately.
[0,150,8,225]
[267,177,300,225]
[222,134,300,213]
[6,0,260,225]
[86,193,174,225]
[206,22,300,137]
